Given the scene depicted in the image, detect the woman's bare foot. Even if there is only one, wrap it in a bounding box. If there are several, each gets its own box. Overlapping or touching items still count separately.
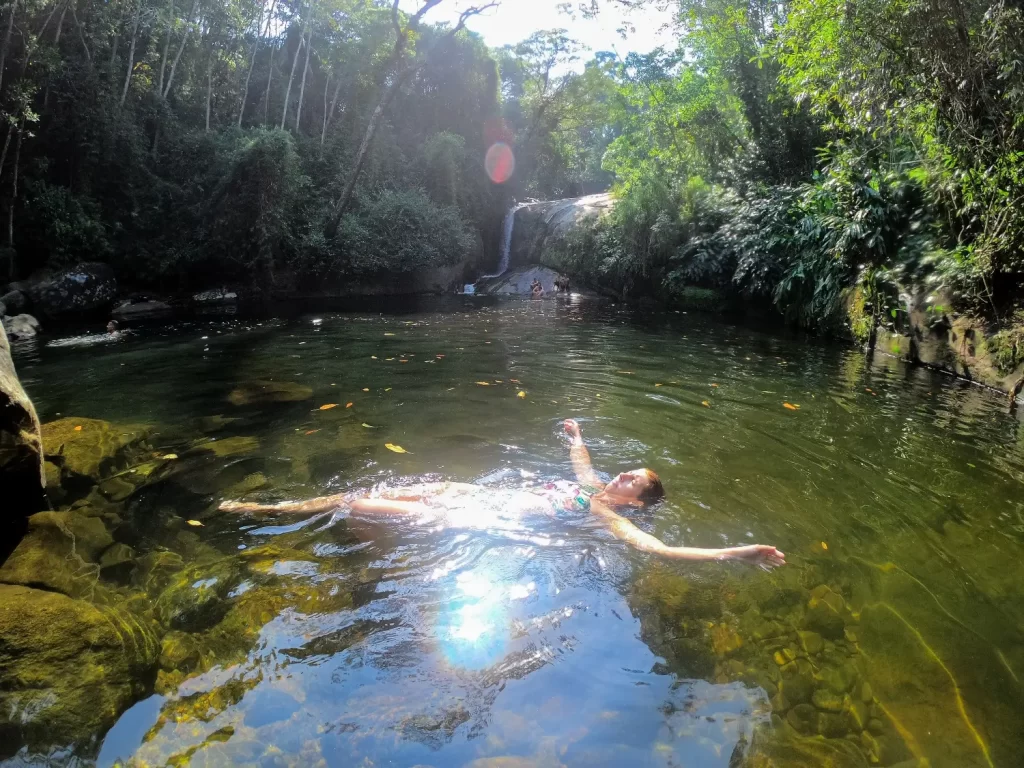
[727,545,786,570]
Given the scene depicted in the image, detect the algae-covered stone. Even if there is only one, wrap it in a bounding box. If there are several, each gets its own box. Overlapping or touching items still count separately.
[227,380,312,407]
[41,417,150,481]
[804,585,850,639]
[132,550,185,594]
[785,703,818,735]
[797,630,823,655]
[746,724,870,767]
[812,689,844,712]
[0,511,114,596]
[0,585,159,750]
[99,543,137,581]
[0,322,46,519]
[187,435,260,458]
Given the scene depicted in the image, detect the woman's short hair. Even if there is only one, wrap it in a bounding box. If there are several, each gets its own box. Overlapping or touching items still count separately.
[640,469,665,503]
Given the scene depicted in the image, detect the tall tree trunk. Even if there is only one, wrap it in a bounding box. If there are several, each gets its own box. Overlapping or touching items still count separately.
[327,70,410,235]
[262,39,275,124]
[6,117,23,275]
[44,3,68,110]
[279,27,304,130]
[119,0,142,107]
[162,0,197,99]
[326,69,343,129]
[0,0,17,97]
[157,0,173,97]
[238,0,275,127]
[205,57,213,130]
[70,7,91,64]
[294,23,312,134]
[320,71,330,150]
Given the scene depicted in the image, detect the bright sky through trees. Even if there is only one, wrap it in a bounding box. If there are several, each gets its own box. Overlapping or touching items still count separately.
[400,0,676,67]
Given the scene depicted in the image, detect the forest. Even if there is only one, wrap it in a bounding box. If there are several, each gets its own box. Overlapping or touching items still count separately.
[0,0,1022,353]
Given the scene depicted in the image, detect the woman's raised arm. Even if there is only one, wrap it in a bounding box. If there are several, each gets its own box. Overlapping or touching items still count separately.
[564,419,605,491]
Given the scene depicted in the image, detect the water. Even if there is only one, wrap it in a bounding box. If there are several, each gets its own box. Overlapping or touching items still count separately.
[479,204,522,280]
[5,297,1024,767]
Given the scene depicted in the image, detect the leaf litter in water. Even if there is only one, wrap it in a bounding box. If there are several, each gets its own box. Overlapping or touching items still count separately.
[385,443,410,454]
[346,402,353,408]
[783,403,800,410]
[476,381,491,386]
[702,400,711,408]
[362,423,376,429]
[319,404,338,411]
[186,520,204,527]
[517,391,526,399]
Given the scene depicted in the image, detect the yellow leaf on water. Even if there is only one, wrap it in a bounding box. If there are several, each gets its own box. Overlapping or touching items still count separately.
[783,402,800,410]
[319,404,339,411]
[711,383,720,388]
[187,520,204,527]
[510,379,520,383]
[476,381,490,386]
[517,391,526,399]
[74,425,83,432]
[385,443,410,454]
[821,541,829,550]
[384,332,395,336]
[654,383,663,387]
[596,394,602,398]
[345,402,353,408]
[362,423,375,428]
[371,356,378,359]
[362,388,370,392]
[702,400,710,407]
[385,387,392,392]
[386,358,395,361]
[162,454,179,460]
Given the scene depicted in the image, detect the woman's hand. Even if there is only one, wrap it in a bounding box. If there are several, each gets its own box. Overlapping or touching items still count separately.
[725,545,786,570]
[564,419,582,441]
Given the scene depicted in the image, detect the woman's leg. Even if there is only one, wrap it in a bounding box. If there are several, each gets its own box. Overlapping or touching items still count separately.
[219,493,348,515]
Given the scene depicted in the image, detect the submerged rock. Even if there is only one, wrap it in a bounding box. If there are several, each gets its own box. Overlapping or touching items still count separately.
[111,298,173,320]
[0,585,159,751]
[227,380,313,407]
[41,417,150,483]
[187,435,260,458]
[0,510,114,596]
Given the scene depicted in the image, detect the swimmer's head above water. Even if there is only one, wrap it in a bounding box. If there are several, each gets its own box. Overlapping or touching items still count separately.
[602,468,664,505]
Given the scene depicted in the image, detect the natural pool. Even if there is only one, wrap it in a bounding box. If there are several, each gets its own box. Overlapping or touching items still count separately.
[3,296,1023,767]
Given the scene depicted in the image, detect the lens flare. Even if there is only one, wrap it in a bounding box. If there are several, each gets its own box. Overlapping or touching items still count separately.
[485,142,515,184]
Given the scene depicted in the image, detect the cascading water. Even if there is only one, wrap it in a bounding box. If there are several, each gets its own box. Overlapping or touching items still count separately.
[479,203,523,280]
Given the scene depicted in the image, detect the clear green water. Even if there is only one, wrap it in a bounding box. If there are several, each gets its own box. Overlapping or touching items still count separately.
[7,297,1024,767]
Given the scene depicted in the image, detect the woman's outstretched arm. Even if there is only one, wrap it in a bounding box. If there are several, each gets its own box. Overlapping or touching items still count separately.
[564,419,605,491]
[589,498,785,568]
[219,493,349,515]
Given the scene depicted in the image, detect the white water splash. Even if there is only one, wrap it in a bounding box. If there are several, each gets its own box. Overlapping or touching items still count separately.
[480,203,524,280]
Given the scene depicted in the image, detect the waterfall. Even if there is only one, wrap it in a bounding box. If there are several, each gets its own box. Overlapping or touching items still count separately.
[480,204,521,280]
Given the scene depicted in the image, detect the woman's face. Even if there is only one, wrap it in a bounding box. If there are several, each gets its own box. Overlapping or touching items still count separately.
[604,469,653,500]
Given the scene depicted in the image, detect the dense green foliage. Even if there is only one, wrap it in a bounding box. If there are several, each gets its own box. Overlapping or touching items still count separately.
[543,0,1024,337]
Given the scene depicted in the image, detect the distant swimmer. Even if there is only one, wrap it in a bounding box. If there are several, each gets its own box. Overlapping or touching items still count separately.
[220,419,785,568]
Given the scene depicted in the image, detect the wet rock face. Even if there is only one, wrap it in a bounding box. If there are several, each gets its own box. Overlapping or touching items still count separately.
[0,585,159,752]
[41,417,150,485]
[2,314,41,339]
[0,324,45,535]
[506,194,613,270]
[23,262,118,317]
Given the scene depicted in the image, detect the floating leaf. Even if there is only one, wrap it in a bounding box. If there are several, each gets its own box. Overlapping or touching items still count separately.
[362,423,375,428]
[617,370,634,375]
[384,387,392,392]
[517,391,526,399]
[510,378,520,383]
[711,383,720,388]
[821,541,828,551]
[371,356,378,359]
[702,400,710,408]
[783,402,800,410]
[386,358,395,361]
[187,520,204,527]
[305,429,319,435]
[400,359,408,363]
[476,381,490,386]
[345,402,353,408]
[655,383,663,387]
[162,454,179,460]
[362,388,369,392]
[595,394,602,398]
[385,443,410,454]
[319,404,338,411]
[494,380,503,383]
[436,354,445,359]
[74,425,83,432]
[384,332,395,336]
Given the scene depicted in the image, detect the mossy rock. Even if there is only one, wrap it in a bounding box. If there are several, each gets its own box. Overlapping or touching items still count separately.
[186,435,260,459]
[747,723,870,767]
[0,585,159,752]
[41,417,151,482]
[804,585,850,639]
[227,380,313,407]
[0,511,114,597]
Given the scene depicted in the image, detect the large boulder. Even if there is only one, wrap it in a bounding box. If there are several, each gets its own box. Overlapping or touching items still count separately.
[111,298,173,321]
[0,323,45,544]
[0,289,26,314]
[2,313,41,339]
[24,262,118,317]
[0,584,159,753]
[478,265,575,296]
[506,193,614,270]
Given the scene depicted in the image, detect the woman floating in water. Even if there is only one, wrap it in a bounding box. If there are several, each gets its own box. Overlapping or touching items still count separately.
[220,419,785,568]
